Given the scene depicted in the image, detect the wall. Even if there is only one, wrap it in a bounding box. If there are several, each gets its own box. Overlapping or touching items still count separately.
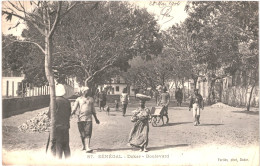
[222,86,259,107]
[2,95,50,118]
[196,76,259,107]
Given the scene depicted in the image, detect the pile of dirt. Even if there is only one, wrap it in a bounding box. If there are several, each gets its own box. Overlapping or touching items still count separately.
[210,102,234,109]
[18,110,50,133]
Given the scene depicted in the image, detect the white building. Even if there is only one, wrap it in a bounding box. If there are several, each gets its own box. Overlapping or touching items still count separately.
[2,70,25,97]
[2,76,24,97]
[98,76,135,96]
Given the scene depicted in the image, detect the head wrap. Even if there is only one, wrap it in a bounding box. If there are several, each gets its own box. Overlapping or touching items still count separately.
[55,84,66,97]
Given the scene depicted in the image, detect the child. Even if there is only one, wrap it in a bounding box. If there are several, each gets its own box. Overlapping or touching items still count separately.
[115,100,119,111]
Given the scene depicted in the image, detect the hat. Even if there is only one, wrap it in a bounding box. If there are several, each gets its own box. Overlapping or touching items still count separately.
[136,93,151,102]
[55,84,66,97]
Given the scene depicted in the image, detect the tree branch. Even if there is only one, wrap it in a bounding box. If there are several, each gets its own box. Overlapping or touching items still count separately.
[8,2,24,13]
[60,2,79,19]
[3,10,45,36]
[87,63,114,82]
[49,1,62,37]
[11,39,45,54]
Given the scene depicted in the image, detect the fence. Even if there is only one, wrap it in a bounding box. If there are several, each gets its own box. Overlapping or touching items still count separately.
[222,86,259,107]
[2,78,74,98]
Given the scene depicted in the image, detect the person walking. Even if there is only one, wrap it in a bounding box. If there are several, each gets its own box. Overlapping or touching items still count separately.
[48,84,71,159]
[158,86,170,124]
[95,89,100,106]
[98,90,107,111]
[154,90,159,105]
[71,87,100,153]
[189,89,204,126]
[175,88,183,106]
[128,93,151,152]
[121,88,130,116]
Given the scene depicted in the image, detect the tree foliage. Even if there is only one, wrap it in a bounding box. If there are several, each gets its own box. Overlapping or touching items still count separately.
[52,2,161,86]
[2,34,47,86]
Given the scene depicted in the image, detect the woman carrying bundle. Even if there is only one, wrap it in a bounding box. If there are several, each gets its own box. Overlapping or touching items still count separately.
[128,93,151,152]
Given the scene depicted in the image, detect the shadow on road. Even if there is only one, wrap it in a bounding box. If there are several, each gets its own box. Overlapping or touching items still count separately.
[232,110,259,115]
[164,122,192,126]
[123,115,132,117]
[199,124,224,126]
[95,144,189,152]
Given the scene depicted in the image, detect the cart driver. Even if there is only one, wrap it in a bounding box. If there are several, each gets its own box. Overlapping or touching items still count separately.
[158,86,170,124]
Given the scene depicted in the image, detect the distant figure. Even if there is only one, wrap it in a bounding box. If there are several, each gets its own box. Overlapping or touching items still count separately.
[158,86,170,124]
[115,100,119,111]
[175,88,183,106]
[48,84,71,159]
[95,89,100,105]
[128,94,151,152]
[189,89,204,126]
[71,87,100,153]
[154,90,159,105]
[98,90,107,111]
[121,88,130,116]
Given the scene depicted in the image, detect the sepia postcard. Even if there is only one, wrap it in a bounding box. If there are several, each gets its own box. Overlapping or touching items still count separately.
[2,1,259,165]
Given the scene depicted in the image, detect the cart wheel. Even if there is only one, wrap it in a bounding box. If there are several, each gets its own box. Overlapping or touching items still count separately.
[152,116,164,127]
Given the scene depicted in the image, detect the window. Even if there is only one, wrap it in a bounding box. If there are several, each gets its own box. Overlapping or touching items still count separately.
[116,86,119,92]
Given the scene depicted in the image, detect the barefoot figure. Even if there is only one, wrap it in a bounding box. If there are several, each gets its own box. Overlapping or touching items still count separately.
[128,93,151,152]
[71,87,100,153]
[189,89,204,126]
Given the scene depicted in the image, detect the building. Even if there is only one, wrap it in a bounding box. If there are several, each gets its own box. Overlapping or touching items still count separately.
[98,76,135,96]
[2,71,25,97]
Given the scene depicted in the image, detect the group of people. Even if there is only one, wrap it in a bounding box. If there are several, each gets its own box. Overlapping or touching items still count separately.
[47,86,100,159]
[48,84,204,159]
[128,87,204,153]
[95,88,130,117]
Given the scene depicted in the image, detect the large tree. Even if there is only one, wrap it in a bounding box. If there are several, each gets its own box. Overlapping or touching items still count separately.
[184,1,258,105]
[52,2,161,89]
[162,24,204,89]
[18,2,161,95]
[2,34,47,87]
[2,1,98,156]
[123,53,174,91]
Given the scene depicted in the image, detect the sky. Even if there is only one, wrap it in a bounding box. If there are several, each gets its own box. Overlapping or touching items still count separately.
[1,1,188,36]
[132,1,188,30]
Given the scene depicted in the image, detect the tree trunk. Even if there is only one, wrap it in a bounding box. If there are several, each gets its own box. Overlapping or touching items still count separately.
[45,36,56,155]
[219,79,223,102]
[206,75,215,105]
[162,74,165,86]
[181,79,185,102]
[247,85,255,111]
[85,78,97,97]
[192,76,198,89]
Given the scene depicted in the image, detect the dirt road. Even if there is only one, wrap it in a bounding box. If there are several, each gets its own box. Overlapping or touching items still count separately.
[2,99,259,165]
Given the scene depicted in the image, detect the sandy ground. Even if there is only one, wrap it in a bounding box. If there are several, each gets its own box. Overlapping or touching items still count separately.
[2,99,259,166]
